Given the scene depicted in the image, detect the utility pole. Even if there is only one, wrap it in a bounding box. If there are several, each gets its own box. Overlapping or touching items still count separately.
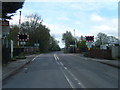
[18,11,21,46]
[19,11,21,26]
[74,29,76,53]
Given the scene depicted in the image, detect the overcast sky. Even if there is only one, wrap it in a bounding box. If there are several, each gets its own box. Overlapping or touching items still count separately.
[9,0,119,48]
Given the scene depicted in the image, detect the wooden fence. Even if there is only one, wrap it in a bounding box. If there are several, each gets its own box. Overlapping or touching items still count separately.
[89,49,112,59]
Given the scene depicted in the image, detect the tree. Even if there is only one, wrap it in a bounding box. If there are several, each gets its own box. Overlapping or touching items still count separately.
[49,36,61,51]
[21,14,42,33]
[7,13,60,53]
[77,40,87,52]
[7,25,19,48]
[27,24,50,52]
[107,36,119,44]
[95,33,108,46]
[21,14,57,52]
[62,31,75,49]
[77,40,87,48]
[2,2,24,20]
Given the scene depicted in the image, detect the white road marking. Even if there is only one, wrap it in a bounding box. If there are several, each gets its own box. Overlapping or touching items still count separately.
[60,62,64,66]
[65,67,85,88]
[56,56,59,60]
[61,68,75,89]
[32,55,40,61]
[54,54,85,88]
[54,54,59,65]
[57,61,60,65]
[64,67,67,70]
[54,54,56,59]
[24,68,28,73]
[54,54,73,88]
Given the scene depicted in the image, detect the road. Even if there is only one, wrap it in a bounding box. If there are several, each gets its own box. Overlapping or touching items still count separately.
[3,52,119,88]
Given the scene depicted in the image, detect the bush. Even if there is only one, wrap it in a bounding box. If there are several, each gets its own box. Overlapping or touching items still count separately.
[84,52,90,57]
[15,53,26,59]
[64,49,69,53]
[11,57,17,61]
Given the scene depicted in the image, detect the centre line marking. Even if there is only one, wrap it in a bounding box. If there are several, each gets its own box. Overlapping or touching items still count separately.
[54,54,59,65]
[60,62,64,66]
[61,68,75,89]
[66,69,85,88]
[64,67,67,70]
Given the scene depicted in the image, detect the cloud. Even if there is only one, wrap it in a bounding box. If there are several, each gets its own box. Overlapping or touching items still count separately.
[25,0,119,2]
[57,16,69,21]
[90,13,104,22]
[69,2,118,12]
[89,18,118,37]
[42,22,71,48]
[9,15,28,25]
[92,25,116,32]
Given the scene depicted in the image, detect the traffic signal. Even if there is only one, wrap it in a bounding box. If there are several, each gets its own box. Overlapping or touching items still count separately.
[85,36,94,42]
[18,33,29,41]
[19,34,27,39]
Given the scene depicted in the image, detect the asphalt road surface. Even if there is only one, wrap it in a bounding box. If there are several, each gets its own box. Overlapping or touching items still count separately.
[3,52,119,88]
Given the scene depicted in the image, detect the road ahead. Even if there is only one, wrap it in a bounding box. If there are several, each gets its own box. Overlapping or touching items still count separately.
[3,52,119,88]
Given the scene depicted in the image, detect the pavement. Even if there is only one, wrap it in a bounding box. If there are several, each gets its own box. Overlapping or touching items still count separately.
[75,54,120,68]
[2,54,39,80]
[2,53,120,82]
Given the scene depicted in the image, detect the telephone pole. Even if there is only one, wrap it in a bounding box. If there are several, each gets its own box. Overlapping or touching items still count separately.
[18,11,21,46]
[73,29,76,53]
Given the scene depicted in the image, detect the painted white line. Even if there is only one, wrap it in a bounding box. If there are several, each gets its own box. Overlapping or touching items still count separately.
[60,62,64,66]
[54,54,57,60]
[66,69,85,88]
[61,68,75,88]
[55,54,83,89]
[32,58,35,61]
[57,61,59,65]
[64,67,67,70]
[56,56,59,60]
[24,68,28,73]
[54,54,59,65]
[32,55,39,61]
[78,83,81,85]
[24,68,28,70]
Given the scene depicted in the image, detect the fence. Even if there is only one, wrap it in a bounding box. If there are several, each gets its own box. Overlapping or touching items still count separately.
[89,49,112,59]
[2,47,39,64]
[2,47,11,64]
[112,46,120,59]
[14,47,39,56]
[23,47,39,54]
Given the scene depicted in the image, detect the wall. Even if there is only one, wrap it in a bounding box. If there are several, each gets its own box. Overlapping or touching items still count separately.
[112,46,120,59]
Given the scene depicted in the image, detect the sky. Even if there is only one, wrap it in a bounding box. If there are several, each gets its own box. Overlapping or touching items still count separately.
[9,0,119,48]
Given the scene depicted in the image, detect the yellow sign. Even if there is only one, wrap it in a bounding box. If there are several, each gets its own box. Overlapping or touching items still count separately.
[88,48,90,51]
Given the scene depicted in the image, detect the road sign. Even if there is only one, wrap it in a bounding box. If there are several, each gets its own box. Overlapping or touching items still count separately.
[88,48,90,51]
[20,41,26,45]
[86,41,92,48]
[1,20,10,36]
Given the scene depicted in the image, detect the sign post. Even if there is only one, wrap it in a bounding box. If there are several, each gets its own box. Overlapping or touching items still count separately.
[11,40,13,58]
